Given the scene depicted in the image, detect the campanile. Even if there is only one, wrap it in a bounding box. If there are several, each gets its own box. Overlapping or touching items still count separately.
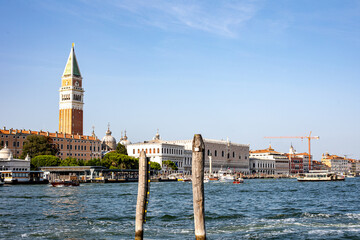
[59,43,84,135]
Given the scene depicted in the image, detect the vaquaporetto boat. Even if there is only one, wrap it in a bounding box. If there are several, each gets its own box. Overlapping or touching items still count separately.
[297,170,345,182]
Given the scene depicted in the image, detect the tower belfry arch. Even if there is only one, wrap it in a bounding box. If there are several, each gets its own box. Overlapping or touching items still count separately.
[59,43,84,135]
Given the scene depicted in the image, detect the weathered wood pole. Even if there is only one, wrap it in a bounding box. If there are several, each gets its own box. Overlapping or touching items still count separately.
[135,150,149,240]
[192,134,206,240]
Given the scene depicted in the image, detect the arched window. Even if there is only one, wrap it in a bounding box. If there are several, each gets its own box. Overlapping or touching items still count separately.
[222,151,224,157]
[215,150,217,157]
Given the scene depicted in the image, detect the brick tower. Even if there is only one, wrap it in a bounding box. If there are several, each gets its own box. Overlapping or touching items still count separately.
[59,43,84,135]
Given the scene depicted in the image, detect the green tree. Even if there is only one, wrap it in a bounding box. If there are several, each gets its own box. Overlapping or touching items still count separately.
[162,160,178,171]
[116,143,128,155]
[31,155,61,170]
[85,158,102,166]
[60,157,84,166]
[150,161,161,170]
[21,135,59,159]
[102,152,138,169]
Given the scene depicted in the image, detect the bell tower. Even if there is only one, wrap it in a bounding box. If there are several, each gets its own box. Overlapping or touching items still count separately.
[59,43,84,135]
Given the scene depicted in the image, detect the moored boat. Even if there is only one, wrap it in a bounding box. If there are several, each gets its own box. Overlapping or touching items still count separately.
[297,170,345,182]
[51,179,80,187]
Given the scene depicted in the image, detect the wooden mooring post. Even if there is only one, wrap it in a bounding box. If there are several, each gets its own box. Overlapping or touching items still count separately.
[192,134,206,240]
[135,150,150,240]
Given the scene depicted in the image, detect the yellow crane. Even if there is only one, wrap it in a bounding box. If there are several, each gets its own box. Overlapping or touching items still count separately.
[264,131,320,170]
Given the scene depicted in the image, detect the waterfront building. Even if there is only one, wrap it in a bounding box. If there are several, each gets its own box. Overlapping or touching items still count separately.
[0,127,102,160]
[167,137,250,174]
[285,145,313,174]
[0,145,30,182]
[349,160,360,175]
[59,43,84,135]
[312,160,330,171]
[127,132,188,174]
[249,158,275,175]
[321,153,350,174]
[250,145,289,175]
[128,133,250,174]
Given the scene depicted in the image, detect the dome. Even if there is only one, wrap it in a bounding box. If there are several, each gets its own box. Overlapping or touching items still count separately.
[153,129,161,141]
[102,126,117,150]
[0,145,12,159]
[120,130,131,146]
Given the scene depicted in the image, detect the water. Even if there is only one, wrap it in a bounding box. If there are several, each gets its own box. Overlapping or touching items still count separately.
[1,179,360,240]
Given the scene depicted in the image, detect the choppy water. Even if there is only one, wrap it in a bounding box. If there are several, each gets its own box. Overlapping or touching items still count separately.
[1,178,360,240]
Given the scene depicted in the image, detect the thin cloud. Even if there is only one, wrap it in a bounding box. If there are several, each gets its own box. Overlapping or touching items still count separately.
[98,0,262,37]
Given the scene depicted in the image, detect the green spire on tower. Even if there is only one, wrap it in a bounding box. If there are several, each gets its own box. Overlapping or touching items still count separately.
[63,43,81,77]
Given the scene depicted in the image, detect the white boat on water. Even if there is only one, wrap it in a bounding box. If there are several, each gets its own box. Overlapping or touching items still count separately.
[218,168,235,182]
[297,170,345,182]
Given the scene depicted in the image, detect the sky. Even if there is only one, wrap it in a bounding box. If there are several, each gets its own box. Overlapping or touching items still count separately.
[0,0,359,160]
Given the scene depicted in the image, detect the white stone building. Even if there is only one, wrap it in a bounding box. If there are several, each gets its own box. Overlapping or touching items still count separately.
[0,145,31,182]
[249,145,289,175]
[167,138,250,174]
[127,133,250,174]
[127,132,188,173]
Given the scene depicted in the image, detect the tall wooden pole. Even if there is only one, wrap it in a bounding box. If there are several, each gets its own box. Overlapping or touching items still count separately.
[135,150,149,240]
[192,134,206,240]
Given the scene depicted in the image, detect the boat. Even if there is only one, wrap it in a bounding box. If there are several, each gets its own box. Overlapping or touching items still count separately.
[0,173,4,186]
[297,170,345,182]
[218,168,235,182]
[51,175,80,187]
[233,177,244,184]
[51,179,80,187]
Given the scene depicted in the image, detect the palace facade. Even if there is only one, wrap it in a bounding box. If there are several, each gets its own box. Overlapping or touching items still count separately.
[127,132,250,174]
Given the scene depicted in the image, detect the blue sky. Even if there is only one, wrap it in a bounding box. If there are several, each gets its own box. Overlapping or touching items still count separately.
[0,0,359,160]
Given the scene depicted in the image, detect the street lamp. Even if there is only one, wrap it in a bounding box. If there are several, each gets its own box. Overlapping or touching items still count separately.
[208,153,212,177]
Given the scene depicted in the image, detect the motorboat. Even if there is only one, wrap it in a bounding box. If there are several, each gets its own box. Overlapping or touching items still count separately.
[218,168,235,182]
[233,177,244,184]
[297,170,345,182]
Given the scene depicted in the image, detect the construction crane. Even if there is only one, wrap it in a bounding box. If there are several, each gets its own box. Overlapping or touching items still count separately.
[264,132,320,171]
